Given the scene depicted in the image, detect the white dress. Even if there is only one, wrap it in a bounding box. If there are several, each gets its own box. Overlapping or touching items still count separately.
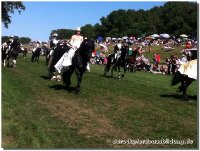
[54,35,83,73]
[178,59,197,80]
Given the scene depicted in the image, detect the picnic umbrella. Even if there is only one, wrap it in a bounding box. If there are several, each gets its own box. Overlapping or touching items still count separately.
[151,34,160,38]
[160,33,170,38]
[180,34,188,38]
[145,36,153,40]
[106,37,111,40]
[122,36,128,40]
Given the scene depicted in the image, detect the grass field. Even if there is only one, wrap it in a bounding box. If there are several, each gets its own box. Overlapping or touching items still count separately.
[2,52,197,149]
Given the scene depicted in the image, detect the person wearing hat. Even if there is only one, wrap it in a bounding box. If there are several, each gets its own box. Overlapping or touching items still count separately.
[5,35,16,54]
[114,39,123,61]
[55,27,83,73]
[138,45,143,56]
[32,40,41,53]
[49,33,59,56]
[9,35,14,43]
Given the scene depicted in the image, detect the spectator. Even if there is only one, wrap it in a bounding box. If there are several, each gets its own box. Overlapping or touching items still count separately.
[138,46,143,56]
[156,53,161,65]
[165,58,171,75]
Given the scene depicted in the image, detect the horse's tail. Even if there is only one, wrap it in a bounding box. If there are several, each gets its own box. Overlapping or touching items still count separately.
[171,71,182,86]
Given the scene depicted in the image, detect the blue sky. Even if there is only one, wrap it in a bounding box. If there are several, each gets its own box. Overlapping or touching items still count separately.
[1,1,166,41]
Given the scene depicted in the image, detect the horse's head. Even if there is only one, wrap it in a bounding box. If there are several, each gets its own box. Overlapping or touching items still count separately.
[78,39,95,61]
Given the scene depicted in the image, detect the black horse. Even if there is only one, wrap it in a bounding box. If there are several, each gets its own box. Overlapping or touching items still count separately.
[48,43,70,78]
[31,48,42,63]
[62,39,95,93]
[104,45,128,79]
[104,54,128,79]
[2,39,21,67]
[22,48,28,58]
[171,59,197,100]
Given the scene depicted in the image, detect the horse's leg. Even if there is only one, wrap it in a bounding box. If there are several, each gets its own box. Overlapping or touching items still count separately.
[31,54,34,62]
[6,56,10,67]
[111,64,114,77]
[103,66,107,76]
[74,67,83,93]
[12,55,17,67]
[62,66,74,89]
[182,79,193,100]
[122,63,126,77]
[118,65,121,79]
[37,56,39,63]
[3,58,6,67]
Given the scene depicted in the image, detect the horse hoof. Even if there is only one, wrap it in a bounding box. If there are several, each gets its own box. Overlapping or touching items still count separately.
[75,87,81,93]
[51,76,57,81]
[182,97,190,101]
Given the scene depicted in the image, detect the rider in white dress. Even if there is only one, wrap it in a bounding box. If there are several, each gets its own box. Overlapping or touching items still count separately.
[55,27,83,73]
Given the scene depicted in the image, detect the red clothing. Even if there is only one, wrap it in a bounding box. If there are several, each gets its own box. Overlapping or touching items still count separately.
[156,54,161,63]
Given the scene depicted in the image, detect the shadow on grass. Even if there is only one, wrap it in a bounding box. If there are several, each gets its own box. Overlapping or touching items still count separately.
[160,94,197,101]
[99,75,122,80]
[41,75,50,80]
[49,85,80,94]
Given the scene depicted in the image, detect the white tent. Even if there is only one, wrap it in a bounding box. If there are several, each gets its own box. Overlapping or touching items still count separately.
[180,34,188,38]
[106,37,111,40]
[151,34,160,38]
[122,36,128,40]
[160,34,170,38]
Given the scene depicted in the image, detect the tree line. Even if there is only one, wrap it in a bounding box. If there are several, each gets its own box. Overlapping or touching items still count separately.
[2,36,31,44]
[91,2,197,38]
[52,2,197,40]
[2,1,197,43]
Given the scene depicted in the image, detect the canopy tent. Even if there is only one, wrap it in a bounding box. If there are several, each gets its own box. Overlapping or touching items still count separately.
[106,37,111,40]
[129,36,136,40]
[145,36,153,40]
[180,34,188,38]
[160,33,170,38]
[151,34,160,38]
[122,36,128,40]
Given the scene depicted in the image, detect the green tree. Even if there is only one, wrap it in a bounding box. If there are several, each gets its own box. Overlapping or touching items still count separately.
[49,29,74,40]
[81,24,95,39]
[1,2,25,28]
[19,37,31,44]
[1,36,9,43]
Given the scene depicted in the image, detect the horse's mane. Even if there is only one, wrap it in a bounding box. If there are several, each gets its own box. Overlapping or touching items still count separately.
[77,39,95,55]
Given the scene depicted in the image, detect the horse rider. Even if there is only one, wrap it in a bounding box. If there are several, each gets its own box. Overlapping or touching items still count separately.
[6,35,15,53]
[48,33,65,81]
[32,41,41,53]
[120,41,129,62]
[54,27,84,73]
[114,39,122,62]
[49,33,59,57]
[5,35,20,67]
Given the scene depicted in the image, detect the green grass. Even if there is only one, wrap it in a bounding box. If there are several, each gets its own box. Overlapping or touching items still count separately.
[2,53,197,149]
